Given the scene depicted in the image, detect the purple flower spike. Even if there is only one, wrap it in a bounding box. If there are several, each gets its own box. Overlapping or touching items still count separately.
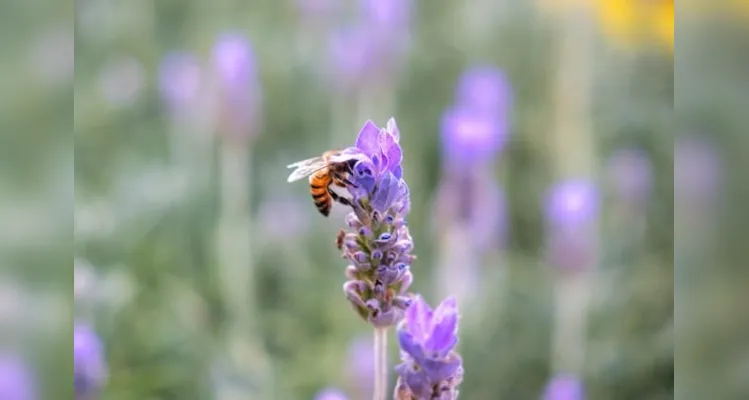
[328,25,379,90]
[321,118,414,329]
[212,33,256,89]
[607,147,653,206]
[394,295,463,399]
[0,355,38,400]
[542,373,586,400]
[158,52,203,114]
[346,336,375,395]
[314,387,349,400]
[544,179,599,230]
[441,105,507,166]
[74,323,107,400]
[544,179,599,270]
[455,65,513,117]
[360,0,412,30]
[211,32,262,140]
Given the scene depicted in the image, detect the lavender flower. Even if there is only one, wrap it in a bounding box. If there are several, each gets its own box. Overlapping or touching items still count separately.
[0,355,37,400]
[345,336,375,395]
[606,147,653,207]
[544,179,599,271]
[328,25,380,92]
[675,136,721,209]
[360,0,412,32]
[440,105,507,168]
[339,118,414,328]
[74,323,107,400]
[211,32,262,141]
[158,52,203,115]
[454,65,513,117]
[314,387,350,400]
[393,295,463,400]
[542,373,586,400]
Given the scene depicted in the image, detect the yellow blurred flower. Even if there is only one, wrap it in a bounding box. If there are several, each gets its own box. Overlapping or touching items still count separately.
[538,0,674,51]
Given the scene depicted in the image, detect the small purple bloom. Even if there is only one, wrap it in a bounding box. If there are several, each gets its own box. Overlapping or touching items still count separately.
[296,0,340,21]
[345,336,375,394]
[544,179,599,270]
[74,323,107,400]
[606,147,653,206]
[394,295,463,399]
[212,33,257,89]
[158,52,203,114]
[314,387,349,400]
[360,0,412,30]
[0,355,37,400]
[544,179,599,230]
[328,25,379,90]
[675,136,721,207]
[542,373,586,400]
[210,32,262,140]
[440,105,507,165]
[455,65,513,117]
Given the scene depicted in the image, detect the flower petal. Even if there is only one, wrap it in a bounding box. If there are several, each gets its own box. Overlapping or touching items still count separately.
[386,117,400,142]
[379,132,402,174]
[371,172,402,212]
[395,363,431,399]
[420,353,462,384]
[391,164,403,179]
[397,329,425,361]
[356,120,381,156]
[404,295,432,343]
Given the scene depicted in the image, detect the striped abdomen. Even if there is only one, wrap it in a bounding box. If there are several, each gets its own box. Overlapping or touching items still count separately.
[309,169,333,216]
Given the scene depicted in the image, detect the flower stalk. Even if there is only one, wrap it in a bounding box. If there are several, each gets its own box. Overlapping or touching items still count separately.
[373,327,388,400]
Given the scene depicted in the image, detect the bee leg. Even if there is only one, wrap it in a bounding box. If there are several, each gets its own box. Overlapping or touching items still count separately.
[341,177,358,188]
[333,174,358,188]
[328,186,353,207]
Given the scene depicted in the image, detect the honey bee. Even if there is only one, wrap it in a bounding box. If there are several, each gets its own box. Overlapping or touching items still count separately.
[287,149,360,217]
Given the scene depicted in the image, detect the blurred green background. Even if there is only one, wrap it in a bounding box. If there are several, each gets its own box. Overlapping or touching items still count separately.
[68,0,679,399]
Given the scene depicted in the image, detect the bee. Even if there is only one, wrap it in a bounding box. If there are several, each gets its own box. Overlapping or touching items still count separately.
[287,149,360,217]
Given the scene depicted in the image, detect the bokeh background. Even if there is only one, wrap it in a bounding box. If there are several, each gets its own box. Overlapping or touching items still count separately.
[72,0,680,399]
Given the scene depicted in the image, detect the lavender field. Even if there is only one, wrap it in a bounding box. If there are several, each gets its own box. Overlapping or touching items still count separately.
[5,0,742,398]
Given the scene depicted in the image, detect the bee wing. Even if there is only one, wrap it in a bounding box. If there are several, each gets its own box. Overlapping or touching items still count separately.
[286,156,328,182]
[326,149,364,164]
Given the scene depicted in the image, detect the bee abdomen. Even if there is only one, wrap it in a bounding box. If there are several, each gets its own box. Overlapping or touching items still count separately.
[310,180,331,217]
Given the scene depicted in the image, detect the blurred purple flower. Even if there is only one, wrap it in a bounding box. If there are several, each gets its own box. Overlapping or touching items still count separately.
[0,355,37,400]
[328,25,380,90]
[606,147,653,206]
[360,0,412,31]
[211,32,262,140]
[296,0,340,21]
[542,373,586,400]
[675,136,721,207]
[345,336,375,394]
[314,387,349,400]
[434,176,507,253]
[455,65,513,117]
[544,179,598,270]
[440,105,508,166]
[544,179,599,230]
[212,33,257,90]
[158,52,203,114]
[394,295,463,399]
[74,323,107,400]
